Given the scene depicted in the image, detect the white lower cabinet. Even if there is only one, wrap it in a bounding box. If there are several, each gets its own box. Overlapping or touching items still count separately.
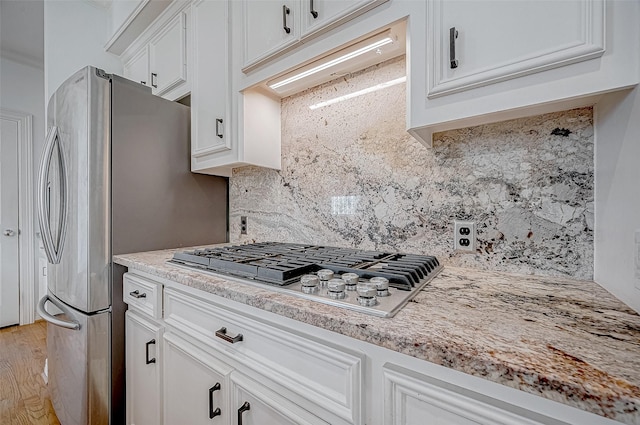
[125,311,163,425]
[124,271,617,425]
[163,332,232,425]
[230,371,329,425]
[383,364,559,425]
[162,331,329,425]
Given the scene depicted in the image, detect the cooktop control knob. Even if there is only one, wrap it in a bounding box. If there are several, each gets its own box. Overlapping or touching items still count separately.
[317,269,334,287]
[370,277,390,297]
[300,274,320,294]
[327,279,346,299]
[356,283,378,306]
[341,273,359,291]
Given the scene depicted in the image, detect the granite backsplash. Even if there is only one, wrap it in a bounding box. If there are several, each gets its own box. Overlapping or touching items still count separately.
[229,56,594,280]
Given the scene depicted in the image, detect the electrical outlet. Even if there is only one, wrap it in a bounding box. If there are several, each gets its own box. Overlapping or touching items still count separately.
[240,216,247,235]
[454,220,476,252]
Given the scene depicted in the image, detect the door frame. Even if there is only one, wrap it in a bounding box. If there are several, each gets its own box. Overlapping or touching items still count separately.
[0,108,36,325]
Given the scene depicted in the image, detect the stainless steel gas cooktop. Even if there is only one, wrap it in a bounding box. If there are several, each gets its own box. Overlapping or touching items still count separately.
[168,242,442,318]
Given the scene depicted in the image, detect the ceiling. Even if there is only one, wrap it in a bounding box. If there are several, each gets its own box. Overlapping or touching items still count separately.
[0,0,44,68]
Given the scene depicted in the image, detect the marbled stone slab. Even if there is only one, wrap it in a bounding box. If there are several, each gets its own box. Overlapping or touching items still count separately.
[229,56,594,279]
[114,248,640,424]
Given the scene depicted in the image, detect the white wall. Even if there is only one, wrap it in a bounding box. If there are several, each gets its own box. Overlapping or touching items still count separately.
[594,86,640,313]
[0,56,46,315]
[44,0,123,101]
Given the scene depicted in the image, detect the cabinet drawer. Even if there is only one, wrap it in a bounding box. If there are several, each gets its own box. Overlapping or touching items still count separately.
[164,287,363,424]
[124,273,162,319]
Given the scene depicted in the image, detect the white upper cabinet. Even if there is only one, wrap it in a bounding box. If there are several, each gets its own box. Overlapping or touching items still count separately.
[300,0,386,38]
[119,2,191,101]
[241,0,387,72]
[149,12,188,96]
[123,46,150,87]
[408,0,639,144]
[428,0,604,98]
[191,0,232,172]
[242,0,300,72]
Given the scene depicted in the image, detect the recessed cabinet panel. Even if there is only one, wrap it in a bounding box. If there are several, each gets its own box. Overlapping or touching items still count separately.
[164,287,363,424]
[125,312,162,425]
[149,12,187,96]
[123,46,149,86]
[163,332,232,425]
[428,0,605,97]
[383,365,552,425]
[230,372,329,425]
[243,0,300,70]
[191,0,232,161]
[301,0,386,37]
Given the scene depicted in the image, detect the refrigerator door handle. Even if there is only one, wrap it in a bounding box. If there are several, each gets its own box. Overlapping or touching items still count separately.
[37,126,68,264]
[37,294,81,330]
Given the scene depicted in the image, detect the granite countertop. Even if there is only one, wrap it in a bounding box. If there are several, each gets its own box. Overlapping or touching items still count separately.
[114,246,640,424]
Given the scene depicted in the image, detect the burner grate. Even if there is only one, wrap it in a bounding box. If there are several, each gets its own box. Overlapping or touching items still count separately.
[172,242,440,290]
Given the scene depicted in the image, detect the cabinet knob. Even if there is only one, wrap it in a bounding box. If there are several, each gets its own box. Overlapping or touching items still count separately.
[3,229,16,237]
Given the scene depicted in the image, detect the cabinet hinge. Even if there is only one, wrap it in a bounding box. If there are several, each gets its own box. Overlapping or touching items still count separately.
[95,68,111,80]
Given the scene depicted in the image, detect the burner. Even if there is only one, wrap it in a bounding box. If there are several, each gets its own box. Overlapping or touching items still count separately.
[169,242,442,318]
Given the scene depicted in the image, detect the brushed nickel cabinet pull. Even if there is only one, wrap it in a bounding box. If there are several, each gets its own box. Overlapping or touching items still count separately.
[238,401,250,425]
[282,5,291,34]
[129,290,146,299]
[450,27,459,69]
[216,118,223,138]
[215,327,243,344]
[209,383,222,418]
[145,339,156,364]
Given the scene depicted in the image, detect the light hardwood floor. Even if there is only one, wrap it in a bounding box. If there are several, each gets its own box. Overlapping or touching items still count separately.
[0,321,60,425]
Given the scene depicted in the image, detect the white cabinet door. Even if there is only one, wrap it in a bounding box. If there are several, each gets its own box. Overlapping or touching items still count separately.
[384,365,549,425]
[300,0,385,38]
[125,311,162,425]
[149,12,187,96]
[163,332,232,425]
[242,0,300,71]
[123,46,150,87]
[428,0,605,98]
[191,0,232,167]
[230,372,329,425]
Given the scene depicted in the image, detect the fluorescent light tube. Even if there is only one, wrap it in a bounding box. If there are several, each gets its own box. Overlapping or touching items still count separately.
[268,35,394,90]
[309,76,406,110]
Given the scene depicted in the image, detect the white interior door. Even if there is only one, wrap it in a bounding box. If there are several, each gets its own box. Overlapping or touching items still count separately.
[0,116,20,328]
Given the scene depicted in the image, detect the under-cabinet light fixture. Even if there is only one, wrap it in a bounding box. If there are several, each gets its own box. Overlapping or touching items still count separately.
[268,31,395,91]
[309,76,406,110]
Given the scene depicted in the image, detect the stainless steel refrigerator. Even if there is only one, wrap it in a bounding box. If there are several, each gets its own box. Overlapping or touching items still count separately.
[35,66,228,425]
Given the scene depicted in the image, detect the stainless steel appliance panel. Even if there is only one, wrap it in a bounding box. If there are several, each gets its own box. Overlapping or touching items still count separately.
[41,67,111,313]
[110,75,228,255]
[39,293,110,425]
